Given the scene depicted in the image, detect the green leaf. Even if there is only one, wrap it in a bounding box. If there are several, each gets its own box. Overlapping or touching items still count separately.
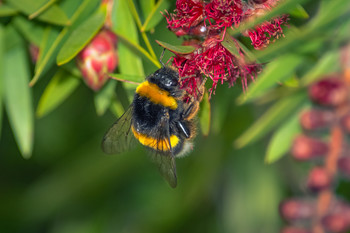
[235,91,307,148]
[36,69,80,118]
[112,0,144,95]
[199,91,211,136]
[141,0,171,32]
[221,34,240,58]
[156,40,196,55]
[289,4,309,19]
[94,81,117,116]
[30,0,101,86]
[238,54,303,104]
[265,107,305,164]
[301,50,340,86]
[109,73,143,84]
[4,39,34,158]
[28,0,58,19]
[12,16,45,46]
[0,3,18,16]
[0,25,4,139]
[57,10,106,66]
[140,0,155,20]
[7,0,70,26]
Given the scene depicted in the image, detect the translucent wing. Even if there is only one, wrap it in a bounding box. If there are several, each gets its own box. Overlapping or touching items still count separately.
[102,106,136,154]
[148,115,177,188]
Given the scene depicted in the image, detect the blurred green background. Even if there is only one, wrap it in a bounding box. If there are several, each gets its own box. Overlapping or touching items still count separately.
[1,0,350,232]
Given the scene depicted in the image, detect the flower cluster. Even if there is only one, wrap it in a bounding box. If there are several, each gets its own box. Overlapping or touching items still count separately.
[164,0,288,98]
[280,75,350,232]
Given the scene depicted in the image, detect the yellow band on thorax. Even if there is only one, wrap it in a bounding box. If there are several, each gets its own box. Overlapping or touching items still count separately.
[131,126,179,152]
[136,81,178,110]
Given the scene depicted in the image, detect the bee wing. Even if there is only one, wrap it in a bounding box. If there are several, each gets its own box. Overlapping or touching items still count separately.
[102,106,136,154]
[148,115,177,188]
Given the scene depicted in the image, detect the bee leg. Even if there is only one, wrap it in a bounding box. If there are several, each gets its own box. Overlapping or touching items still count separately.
[159,48,166,68]
[183,101,200,121]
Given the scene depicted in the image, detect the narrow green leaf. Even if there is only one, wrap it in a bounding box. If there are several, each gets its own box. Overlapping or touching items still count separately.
[238,54,303,104]
[112,0,144,94]
[221,34,240,58]
[265,107,305,164]
[199,91,211,136]
[301,50,340,86]
[0,25,4,139]
[109,73,143,84]
[29,0,57,19]
[94,81,117,116]
[30,0,101,86]
[141,0,171,32]
[0,3,18,16]
[235,91,307,148]
[57,10,106,66]
[4,41,34,158]
[4,25,22,52]
[36,69,80,118]
[156,40,196,55]
[12,16,44,46]
[289,4,309,19]
[7,0,70,26]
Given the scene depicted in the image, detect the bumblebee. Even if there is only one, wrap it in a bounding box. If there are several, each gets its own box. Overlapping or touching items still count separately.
[102,66,200,188]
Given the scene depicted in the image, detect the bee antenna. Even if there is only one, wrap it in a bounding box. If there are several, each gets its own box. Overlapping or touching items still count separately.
[159,48,166,68]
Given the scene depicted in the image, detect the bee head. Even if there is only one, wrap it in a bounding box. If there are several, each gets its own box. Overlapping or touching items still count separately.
[148,67,180,94]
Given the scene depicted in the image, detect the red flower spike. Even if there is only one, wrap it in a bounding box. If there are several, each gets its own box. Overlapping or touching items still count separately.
[291,135,329,161]
[307,167,332,192]
[279,199,315,221]
[338,156,350,177]
[309,77,348,107]
[280,226,311,233]
[205,0,242,29]
[322,213,350,233]
[300,110,335,130]
[77,30,118,91]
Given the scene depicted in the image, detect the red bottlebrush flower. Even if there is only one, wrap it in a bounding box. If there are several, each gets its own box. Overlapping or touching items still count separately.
[322,213,350,233]
[77,29,118,91]
[291,135,329,161]
[279,199,315,221]
[246,15,289,49]
[307,167,332,192]
[300,109,335,130]
[205,0,242,29]
[338,156,350,177]
[309,77,348,107]
[280,226,311,233]
[164,0,204,33]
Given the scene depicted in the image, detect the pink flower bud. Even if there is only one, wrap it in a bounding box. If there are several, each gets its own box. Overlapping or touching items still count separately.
[338,156,350,177]
[309,77,348,107]
[280,226,311,233]
[291,135,329,161]
[300,110,334,130]
[279,199,315,221]
[322,213,350,233]
[307,167,332,192]
[77,29,118,91]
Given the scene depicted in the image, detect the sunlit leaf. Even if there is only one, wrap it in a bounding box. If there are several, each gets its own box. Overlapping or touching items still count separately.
[36,69,80,118]
[7,0,69,26]
[265,107,306,164]
[235,91,307,148]
[156,40,196,55]
[0,25,4,139]
[238,54,303,104]
[199,91,211,136]
[289,4,309,19]
[94,81,117,116]
[4,38,33,158]
[57,10,106,66]
[141,0,171,32]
